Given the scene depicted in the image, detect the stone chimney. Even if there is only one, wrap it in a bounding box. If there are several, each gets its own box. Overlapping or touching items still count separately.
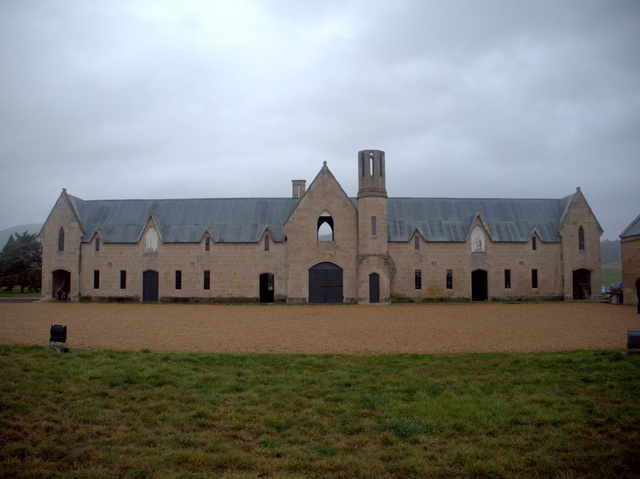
[292,180,306,199]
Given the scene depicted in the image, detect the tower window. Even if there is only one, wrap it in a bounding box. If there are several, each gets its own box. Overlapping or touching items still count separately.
[58,227,65,252]
[578,226,585,251]
[317,212,334,241]
[369,152,374,177]
[371,216,377,236]
[415,269,422,290]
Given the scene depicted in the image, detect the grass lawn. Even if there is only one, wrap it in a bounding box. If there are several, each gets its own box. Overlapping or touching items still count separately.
[0,286,40,298]
[1,346,639,478]
[602,267,623,288]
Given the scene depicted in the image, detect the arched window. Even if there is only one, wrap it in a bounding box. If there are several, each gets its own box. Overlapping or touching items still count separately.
[145,228,159,253]
[317,211,334,241]
[58,227,65,252]
[471,226,486,253]
[578,226,585,251]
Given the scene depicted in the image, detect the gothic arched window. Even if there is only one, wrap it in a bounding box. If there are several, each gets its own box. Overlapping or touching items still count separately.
[317,212,334,242]
[145,228,159,253]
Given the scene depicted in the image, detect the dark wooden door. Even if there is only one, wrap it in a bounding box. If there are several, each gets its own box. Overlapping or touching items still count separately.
[309,262,343,303]
[143,270,159,303]
[369,273,380,303]
[259,273,275,303]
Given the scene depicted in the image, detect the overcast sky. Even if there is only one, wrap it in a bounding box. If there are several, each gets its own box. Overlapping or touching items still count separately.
[1,1,638,240]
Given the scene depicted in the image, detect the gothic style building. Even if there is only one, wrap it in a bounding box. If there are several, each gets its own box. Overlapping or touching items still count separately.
[40,150,602,303]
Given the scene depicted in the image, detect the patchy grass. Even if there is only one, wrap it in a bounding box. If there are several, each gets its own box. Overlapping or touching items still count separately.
[1,346,640,478]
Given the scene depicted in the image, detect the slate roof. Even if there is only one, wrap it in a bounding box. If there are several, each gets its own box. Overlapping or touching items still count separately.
[66,193,575,244]
[387,196,573,243]
[620,214,640,238]
[68,195,300,244]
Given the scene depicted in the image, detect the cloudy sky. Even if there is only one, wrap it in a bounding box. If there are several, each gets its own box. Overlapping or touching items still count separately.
[1,1,638,240]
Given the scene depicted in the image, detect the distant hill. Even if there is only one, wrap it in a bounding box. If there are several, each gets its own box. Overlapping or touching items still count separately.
[601,239,621,265]
[0,224,43,250]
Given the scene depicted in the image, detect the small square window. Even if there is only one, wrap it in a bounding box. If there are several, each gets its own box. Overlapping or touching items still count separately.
[414,269,422,290]
[204,270,210,290]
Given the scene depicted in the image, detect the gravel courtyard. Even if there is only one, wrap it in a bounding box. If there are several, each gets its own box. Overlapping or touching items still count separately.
[0,301,638,354]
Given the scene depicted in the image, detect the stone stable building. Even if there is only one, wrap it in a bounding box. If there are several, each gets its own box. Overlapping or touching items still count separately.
[40,150,602,303]
[620,214,640,306]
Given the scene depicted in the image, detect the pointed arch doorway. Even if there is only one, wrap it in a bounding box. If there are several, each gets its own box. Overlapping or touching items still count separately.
[573,268,591,300]
[52,269,70,300]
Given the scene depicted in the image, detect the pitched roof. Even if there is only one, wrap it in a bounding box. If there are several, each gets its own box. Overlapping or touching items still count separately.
[66,193,575,245]
[69,195,300,244]
[620,214,640,238]
[387,196,573,243]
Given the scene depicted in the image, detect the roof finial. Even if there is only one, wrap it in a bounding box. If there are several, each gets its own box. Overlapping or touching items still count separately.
[323,161,327,167]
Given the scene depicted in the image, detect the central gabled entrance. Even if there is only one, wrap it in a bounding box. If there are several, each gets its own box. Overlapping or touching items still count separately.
[309,262,343,303]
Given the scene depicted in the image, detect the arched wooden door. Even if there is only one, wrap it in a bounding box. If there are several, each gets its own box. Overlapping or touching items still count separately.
[309,262,343,303]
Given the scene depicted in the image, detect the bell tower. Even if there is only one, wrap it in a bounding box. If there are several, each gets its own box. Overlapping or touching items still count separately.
[358,150,387,198]
[357,150,390,304]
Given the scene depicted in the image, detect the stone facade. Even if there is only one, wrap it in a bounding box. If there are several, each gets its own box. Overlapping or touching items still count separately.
[621,215,640,306]
[40,150,603,303]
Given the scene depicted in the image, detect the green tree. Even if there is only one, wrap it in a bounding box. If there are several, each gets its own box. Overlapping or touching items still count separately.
[0,232,42,293]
